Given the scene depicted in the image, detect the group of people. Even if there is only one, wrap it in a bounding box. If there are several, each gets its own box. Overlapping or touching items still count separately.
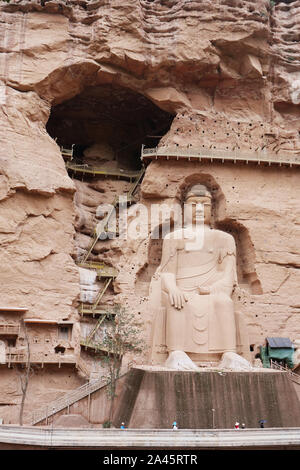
[234,422,245,430]
[173,420,266,430]
[235,420,266,429]
[120,420,266,430]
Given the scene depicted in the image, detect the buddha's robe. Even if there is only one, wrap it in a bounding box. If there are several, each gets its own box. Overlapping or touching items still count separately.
[159,227,237,354]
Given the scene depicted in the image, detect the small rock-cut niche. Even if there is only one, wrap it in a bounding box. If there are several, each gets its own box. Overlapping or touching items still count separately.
[55,346,66,354]
[46,84,174,170]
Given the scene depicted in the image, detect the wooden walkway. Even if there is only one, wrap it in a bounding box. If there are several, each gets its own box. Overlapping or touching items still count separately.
[77,261,118,279]
[66,162,143,180]
[0,324,20,336]
[78,306,112,317]
[6,353,77,368]
[141,146,300,167]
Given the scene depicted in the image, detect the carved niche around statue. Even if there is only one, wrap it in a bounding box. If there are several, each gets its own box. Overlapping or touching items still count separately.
[149,184,250,367]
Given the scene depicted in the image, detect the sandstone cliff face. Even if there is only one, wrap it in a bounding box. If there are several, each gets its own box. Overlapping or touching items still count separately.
[0,0,299,422]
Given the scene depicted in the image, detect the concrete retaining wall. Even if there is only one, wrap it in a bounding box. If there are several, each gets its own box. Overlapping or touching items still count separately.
[114,369,300,429]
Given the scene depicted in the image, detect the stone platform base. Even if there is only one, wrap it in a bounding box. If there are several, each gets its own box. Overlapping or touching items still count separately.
[113,368,300,429]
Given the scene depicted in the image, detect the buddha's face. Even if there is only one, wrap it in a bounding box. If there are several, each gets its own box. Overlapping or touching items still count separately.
[184,195,212,226]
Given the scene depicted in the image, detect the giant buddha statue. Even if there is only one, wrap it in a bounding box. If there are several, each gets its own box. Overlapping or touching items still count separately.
[150,184,247,369]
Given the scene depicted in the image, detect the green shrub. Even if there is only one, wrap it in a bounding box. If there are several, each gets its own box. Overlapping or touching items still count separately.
[102,420,112,428]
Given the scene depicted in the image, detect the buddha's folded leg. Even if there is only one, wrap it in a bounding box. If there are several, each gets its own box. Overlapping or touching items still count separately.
[163,291,187,351]
[208,293,236,352]
[164,289,236,354]
[164,291,211,353]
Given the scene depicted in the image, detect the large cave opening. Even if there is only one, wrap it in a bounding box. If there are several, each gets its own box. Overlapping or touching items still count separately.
[45,84,175,334]
[47,84,174,170]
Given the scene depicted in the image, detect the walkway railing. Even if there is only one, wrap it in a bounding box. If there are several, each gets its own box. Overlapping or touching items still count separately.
[66,162,142,180]
[78,305,112,317]
[270,360,300,385]
[80,339,109,353]
[0,324,20,336]
[77,261,118,279]
[6,353,77,368]
[61,145,74,159]
[141,146,300,167]
[31,368,129,425]
[31,375,108,425]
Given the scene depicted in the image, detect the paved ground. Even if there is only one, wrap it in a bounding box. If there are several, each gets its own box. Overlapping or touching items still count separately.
[0,426,299,449]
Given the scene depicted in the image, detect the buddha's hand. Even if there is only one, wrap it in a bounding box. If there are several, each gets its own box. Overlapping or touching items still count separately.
[168,287,188,310]
[198,287,211,295]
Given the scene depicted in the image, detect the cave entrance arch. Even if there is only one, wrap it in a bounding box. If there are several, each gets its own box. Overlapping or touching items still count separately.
[46,84,174,170]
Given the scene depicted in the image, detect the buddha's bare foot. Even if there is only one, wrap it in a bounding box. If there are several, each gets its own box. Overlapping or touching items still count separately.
[218,352,252,371]
[165,351,200,371]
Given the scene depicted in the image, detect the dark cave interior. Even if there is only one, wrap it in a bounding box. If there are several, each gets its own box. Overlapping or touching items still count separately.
[47,84,174,170]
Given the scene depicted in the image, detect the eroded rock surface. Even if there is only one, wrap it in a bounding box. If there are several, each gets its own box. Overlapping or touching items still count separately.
[0,0,299,424]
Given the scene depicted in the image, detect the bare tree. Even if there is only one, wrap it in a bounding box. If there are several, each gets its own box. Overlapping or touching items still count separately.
[96,305,144,426]
[18,321,32,426]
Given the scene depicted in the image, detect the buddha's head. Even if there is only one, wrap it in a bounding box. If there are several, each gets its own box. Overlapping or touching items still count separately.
[184,184,212,226]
